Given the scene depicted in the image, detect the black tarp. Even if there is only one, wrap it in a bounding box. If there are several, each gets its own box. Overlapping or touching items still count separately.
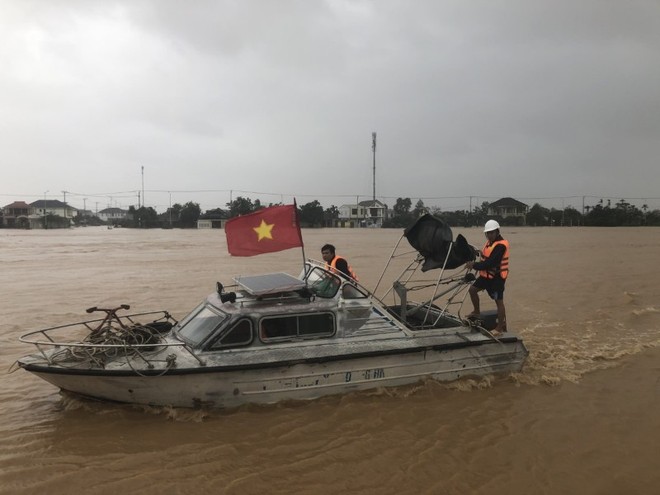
[403,214,476,271]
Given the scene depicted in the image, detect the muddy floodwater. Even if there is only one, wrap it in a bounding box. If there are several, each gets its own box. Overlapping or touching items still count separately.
[2,226,660,494]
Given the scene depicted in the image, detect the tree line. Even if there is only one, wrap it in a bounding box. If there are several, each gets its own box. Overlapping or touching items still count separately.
[68,196,660,229]
[376,197,660,227]
[525,199,660,227]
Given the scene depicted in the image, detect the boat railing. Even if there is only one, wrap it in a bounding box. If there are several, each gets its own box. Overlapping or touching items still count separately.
[19,310,172,339]
[372,233,476,328]
[18,310,206,369]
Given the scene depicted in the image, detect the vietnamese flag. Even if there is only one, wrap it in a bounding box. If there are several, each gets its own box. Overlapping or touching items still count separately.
[225,204,303,256]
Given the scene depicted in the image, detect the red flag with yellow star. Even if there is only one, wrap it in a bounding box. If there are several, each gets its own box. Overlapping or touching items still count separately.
[225,204,303,256]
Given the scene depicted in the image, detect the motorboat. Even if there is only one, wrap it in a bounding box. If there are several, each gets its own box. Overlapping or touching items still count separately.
[15,215,528,409]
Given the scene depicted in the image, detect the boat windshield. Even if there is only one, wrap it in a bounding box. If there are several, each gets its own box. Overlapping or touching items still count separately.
[304,266,341,298]
[176,303,229,347]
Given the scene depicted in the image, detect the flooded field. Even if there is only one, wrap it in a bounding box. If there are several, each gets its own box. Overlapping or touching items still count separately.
[2,226,660,494]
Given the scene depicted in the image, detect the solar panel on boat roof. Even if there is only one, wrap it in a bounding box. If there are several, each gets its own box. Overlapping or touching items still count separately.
[234,272,306,296]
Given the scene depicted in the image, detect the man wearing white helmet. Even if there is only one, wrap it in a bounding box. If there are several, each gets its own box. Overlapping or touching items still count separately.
[465,220,510,336]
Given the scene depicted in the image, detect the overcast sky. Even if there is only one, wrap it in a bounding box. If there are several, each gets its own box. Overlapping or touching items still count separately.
[2,0,659,212]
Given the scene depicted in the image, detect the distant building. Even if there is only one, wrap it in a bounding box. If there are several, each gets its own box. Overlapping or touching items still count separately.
[337,199,388,227]
[28,199,77,229]
[2,201,31,228]
[98,207,130,223]
[197,210,229,229]
[487,197,529,224]
[77,209,95,218]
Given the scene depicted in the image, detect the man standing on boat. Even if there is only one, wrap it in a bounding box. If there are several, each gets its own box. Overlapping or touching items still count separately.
[321,244,358,280]
[464,220,509,336]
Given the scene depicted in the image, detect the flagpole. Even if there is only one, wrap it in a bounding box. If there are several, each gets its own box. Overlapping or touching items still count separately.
[294,199,308,278]
[300,244,308,276]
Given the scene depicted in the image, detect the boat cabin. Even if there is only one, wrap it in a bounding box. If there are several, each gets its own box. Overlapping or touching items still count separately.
[174,261,463,353]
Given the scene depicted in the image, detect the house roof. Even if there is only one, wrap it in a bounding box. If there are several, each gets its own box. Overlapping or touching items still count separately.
[3,201,31,209]
[99,207,127,214]
[489,197,528,208]
[199,211,229,220]
[30,199,73,209]
[358,199,386,207]
[339,200,386,209]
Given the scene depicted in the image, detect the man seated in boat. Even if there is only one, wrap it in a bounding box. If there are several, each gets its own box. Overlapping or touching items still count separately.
[464,220,509,337]
[321,244,358,280]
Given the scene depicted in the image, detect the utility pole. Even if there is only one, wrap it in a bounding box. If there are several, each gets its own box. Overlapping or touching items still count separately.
[469,196,473,225]
[372,132,377,202]
[62,190,67,218]
[141,166,145,207]
[43,190,49,229]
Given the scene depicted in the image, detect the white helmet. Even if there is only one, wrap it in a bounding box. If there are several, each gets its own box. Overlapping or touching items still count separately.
[483,219,500,232]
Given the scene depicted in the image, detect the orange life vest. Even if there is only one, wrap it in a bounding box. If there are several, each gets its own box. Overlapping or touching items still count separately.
[479,239,509,280]
[327,255,358,280]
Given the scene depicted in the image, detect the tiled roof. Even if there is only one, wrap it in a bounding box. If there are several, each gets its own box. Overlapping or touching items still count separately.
[358,199,386,207]
[99,207,127,214]
[489,197,528,208]
[30,199,71,208]
[3,201,31,209]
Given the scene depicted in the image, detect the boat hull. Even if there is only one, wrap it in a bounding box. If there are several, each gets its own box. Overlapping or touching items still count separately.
[22,339,527,408]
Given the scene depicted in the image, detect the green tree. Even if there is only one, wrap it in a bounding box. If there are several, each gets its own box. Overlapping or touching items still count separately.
[548,208,564,226]
[162,203,183,227]
[413,199,426,218]
[438,209,470,227]
[646,209,660,226]
[614,199,643,226]
[299,200,324,227]
[171,203,183,221]
[583,198,646,226]
[472,202,490,226]
[179,202,201,228]
[129,206,160,228]
[323,205,339,227]
[227,196,255,217]
[526,203,549,226]
[393,197,412,216]
[383,198,414,227]
[563,206,582,226]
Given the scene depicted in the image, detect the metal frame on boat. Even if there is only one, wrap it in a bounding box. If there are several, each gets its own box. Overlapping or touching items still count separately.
[15,216,528,409]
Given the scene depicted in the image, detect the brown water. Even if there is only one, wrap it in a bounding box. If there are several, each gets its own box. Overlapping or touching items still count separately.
[2,226,660,494]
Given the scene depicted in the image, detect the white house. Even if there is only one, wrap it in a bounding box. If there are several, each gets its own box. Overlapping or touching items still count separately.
[2,201,30,228]
[337,199,388,227]
[28,199,77,229]
[98,207,130,223]
[487,197,529,224]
